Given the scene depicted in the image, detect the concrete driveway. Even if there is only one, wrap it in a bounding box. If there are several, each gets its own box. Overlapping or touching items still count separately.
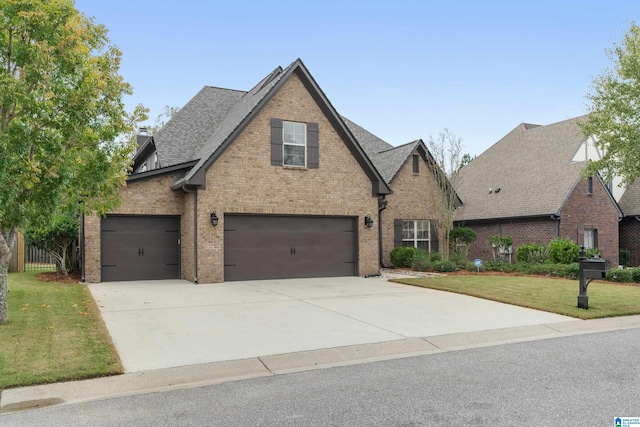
[89,276,572,373]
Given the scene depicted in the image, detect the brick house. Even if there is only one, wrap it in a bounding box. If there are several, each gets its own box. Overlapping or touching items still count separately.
[454,116,622,265]
[82,59,454,283]
[619,179,640,266]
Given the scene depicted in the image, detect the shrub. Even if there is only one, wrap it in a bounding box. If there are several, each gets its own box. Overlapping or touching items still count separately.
[516,243,544,263]
[390,246,416,268]
[450,227,477,256]
[585,247,600,258]
[632,267,640,283]
[411,250,430,272]
[547,238,580,264]
[620,249,631,267]
[606,268,634,283]
[429,251,442,262]
[432,260,456,272]
[449,251,468,268]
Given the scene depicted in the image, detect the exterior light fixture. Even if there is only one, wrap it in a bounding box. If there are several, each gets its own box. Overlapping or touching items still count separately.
[210,211,219,227]
[364,214,374,228]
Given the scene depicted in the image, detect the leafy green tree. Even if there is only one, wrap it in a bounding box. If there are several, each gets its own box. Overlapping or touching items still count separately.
[24,207,79,276]
[449,226,477,257]
[0,1,147,324]
[580,22,640,185]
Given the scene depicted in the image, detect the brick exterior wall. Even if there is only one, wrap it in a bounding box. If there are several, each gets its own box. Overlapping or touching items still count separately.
[196,74,379,283]
[459,177,620,265]
[559,177,619,266]
[83,174,185,283]
[462,217,557,262]
[381,153,439,266]
[620,217,640,267]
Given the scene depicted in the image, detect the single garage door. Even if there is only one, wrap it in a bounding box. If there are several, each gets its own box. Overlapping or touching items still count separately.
[224,215,357,281]
[101,215,180,282]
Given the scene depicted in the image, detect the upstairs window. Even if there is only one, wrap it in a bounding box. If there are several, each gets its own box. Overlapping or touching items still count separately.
[283,121,306,167]
[587,176,593,195]
[413,155,419,173]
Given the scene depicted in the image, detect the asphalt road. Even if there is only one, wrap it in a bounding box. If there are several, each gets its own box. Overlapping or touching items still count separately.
[3,328,639,426]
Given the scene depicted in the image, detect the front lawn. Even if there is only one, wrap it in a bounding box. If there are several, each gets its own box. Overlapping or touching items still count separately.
[0,272,122,390]
[391,274,640,320]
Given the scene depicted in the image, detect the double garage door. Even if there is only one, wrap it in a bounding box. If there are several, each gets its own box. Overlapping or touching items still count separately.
[101,216,180,282]
[224,215,357,281]
[100,214,357,282]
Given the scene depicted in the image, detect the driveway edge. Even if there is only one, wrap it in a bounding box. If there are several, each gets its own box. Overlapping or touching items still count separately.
[3,315,640,414]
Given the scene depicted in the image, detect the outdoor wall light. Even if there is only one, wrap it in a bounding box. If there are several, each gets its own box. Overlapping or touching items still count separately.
[210,211,219,227]
[364,214,374,228]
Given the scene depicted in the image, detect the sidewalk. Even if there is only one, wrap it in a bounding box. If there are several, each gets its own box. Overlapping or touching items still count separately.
[3,314,640,414]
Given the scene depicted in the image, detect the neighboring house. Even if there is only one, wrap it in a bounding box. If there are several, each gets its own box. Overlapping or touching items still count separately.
[454,116,622,266]
[618,179,640,266]
[82,59,454,283]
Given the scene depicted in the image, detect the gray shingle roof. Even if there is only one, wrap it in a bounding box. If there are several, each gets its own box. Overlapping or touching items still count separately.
[342,117,420,184]
[619,178,640,215]
[455,116,590,221]
[180,65,286,185]
[154,86,246,168]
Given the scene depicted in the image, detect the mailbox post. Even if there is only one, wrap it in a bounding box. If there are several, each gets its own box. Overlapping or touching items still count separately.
[577,246,610,309]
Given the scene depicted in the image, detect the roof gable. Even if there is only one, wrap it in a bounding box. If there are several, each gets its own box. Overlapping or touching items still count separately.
[173,59,390,195]
[456,116,590,221]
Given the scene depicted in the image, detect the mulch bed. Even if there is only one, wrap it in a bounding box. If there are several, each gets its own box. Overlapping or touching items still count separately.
[37,271,83,284]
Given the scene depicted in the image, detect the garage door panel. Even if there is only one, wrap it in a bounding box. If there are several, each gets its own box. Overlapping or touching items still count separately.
[101,216,180,282]
[224,215,357,281]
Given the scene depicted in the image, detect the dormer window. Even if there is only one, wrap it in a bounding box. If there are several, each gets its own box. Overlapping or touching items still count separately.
[153,152,158,169]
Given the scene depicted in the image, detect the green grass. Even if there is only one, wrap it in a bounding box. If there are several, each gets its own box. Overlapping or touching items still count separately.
[391,274,640,320]
[0,272,122,390]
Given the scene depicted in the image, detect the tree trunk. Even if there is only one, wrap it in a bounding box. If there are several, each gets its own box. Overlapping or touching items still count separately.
[0,225,18,324]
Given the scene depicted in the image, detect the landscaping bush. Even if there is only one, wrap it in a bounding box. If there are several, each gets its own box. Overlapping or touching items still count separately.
[547,238,580,264]
[429,251,442,262]
[390,246,417,268]
[585,247,600,258]
[449,251,468,268]
[432,260,456,272]
[606,268,634,283]
[516,243,547,264]
[632,267,640,283]
[620,249,631,267]
[411,250,430,272]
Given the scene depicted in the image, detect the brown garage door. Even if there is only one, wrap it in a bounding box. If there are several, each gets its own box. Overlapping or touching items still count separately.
[224,215,357,281]
[101,215,180,282]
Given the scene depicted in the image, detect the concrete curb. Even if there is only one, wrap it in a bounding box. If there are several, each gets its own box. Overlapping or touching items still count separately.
[3,314,640,414]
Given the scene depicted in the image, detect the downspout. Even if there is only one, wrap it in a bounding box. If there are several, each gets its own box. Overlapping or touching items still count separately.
[378,196,388,268]
[550,214,560,238]
[183,186,198,284]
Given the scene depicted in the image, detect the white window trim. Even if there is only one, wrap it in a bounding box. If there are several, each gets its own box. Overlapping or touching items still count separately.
[402,220,431,251]
[282,121,307,167]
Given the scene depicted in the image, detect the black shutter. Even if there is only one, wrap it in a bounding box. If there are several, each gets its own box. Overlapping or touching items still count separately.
[430,220,439,252]
[307,122,319,168]
[394,219,403,248]
[271,118,283,166]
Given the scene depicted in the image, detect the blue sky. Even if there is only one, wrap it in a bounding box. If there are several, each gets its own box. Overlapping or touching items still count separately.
[75,0,639,156]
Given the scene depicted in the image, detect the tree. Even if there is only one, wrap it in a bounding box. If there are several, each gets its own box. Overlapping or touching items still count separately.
[580,22,640,186]
[426,129,464,261]
[0,1,146,324]
[449,226,477,257]
[24,207,79,276]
